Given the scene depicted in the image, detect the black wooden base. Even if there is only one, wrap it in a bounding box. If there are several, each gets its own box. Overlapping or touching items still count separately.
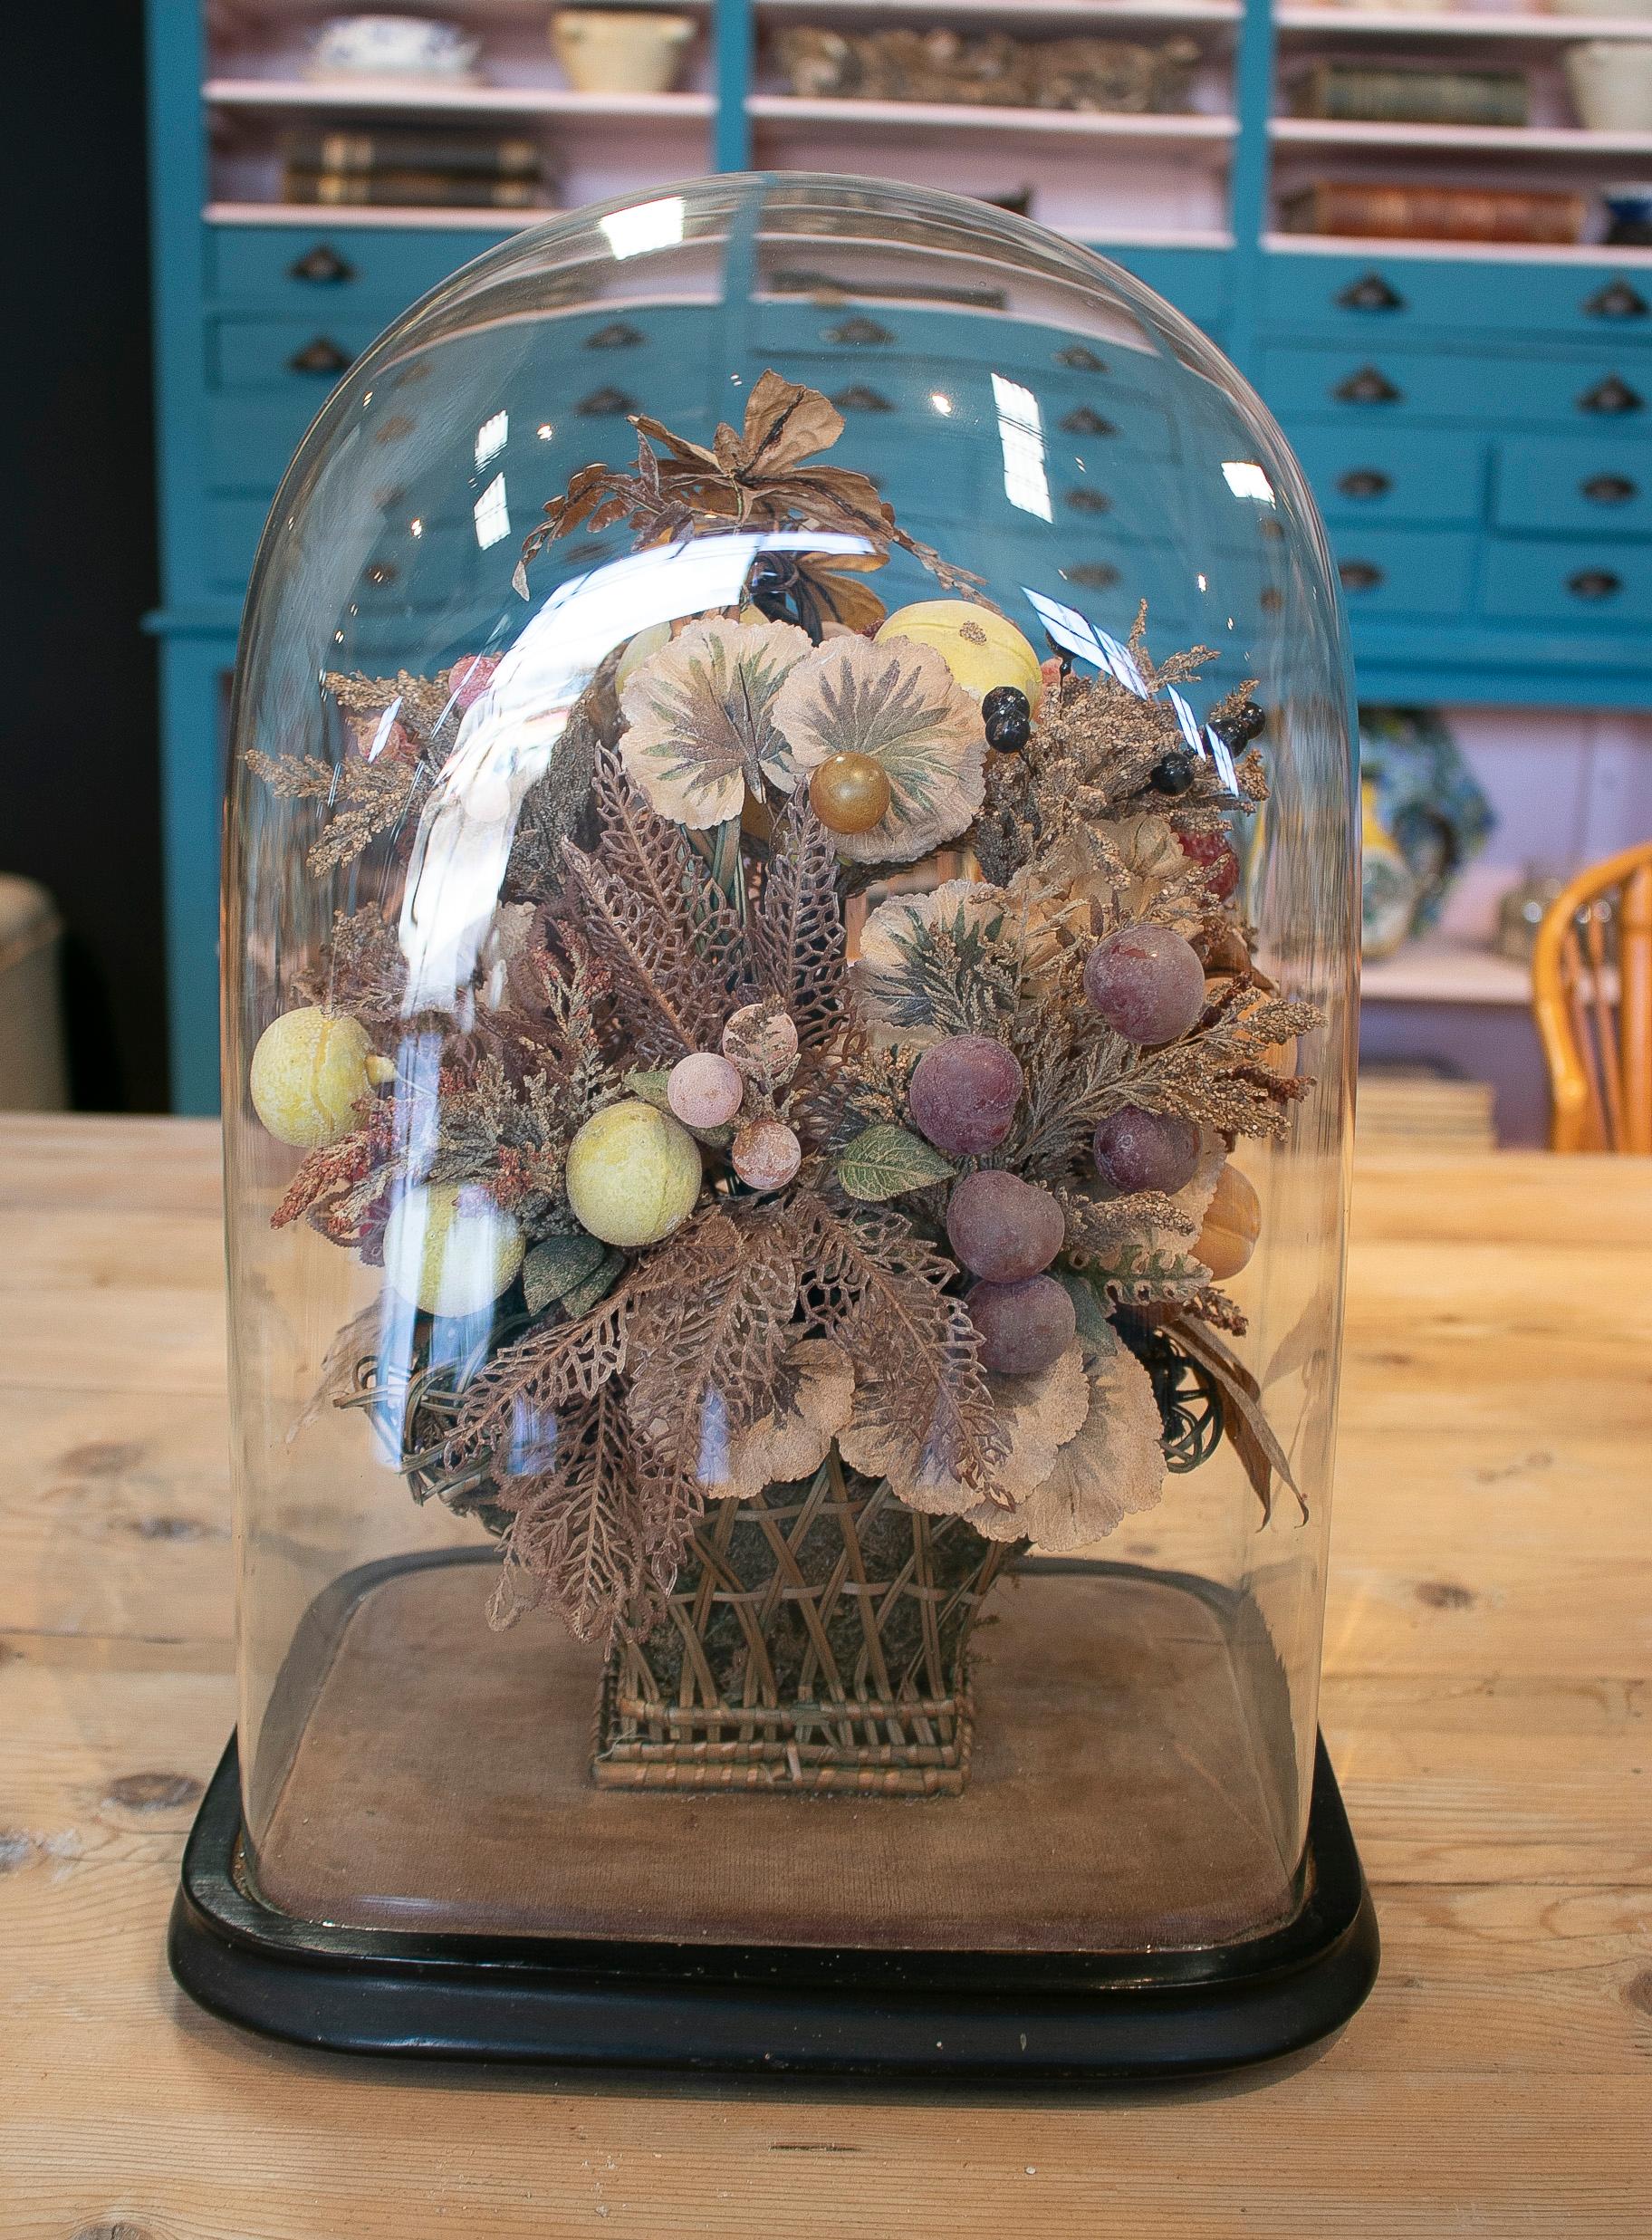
[170,1726,1377,2080]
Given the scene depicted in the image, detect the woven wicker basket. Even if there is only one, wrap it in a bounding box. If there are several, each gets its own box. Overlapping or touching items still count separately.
[593,1453,1017,1795]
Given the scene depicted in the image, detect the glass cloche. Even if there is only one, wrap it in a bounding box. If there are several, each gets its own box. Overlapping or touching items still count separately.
[176,176,1374,2075]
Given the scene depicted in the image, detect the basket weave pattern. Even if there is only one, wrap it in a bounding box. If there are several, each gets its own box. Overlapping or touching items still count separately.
[593,1453,1017,1795]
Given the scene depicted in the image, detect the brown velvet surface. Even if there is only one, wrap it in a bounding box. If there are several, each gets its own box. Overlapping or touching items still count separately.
[250,1561,1302,1953]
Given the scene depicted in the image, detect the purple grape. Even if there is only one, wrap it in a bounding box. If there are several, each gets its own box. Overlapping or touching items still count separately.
[946,1168,1065,1284]
[1082,925,1206,1045]
[1093,1107,1202,1196]
[908,1034,1024,1157]
[966,1275,1077,1377]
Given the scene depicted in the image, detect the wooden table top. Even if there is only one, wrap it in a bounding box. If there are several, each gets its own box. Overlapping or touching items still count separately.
[2,1114,1648,2239]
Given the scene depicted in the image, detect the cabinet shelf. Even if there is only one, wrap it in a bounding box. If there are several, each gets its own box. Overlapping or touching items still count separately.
[1264,229,1652,263]
[204,76,714,121]
[749,95,1237,141]
[1273,116,1652,156]
[754,0,1240,19]
[1274,5,1652,38]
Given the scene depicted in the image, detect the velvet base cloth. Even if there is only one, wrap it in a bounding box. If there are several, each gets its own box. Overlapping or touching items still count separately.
[250,1558,1304,1954]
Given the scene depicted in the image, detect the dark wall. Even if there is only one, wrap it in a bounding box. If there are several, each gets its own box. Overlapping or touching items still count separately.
[2,7,167,1110]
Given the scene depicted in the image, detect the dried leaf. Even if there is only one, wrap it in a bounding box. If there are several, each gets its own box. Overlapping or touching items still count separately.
[700,1336,854,1500]
[746,790,846,1050]
[1172,1316,1305,1523]
[853,880,1023,1045]
[997,1326,1166,1552]
[937,1345,1090,1527]
[619,617,812,829]
[835,1122,955,1203]
[522,1233,612,1318]
[488,1381,656,1644]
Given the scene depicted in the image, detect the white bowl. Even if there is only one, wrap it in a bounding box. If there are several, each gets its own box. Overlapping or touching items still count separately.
[551,9,694,95]
[309,14,482,82]
[1565,39,1652,130]
[1551,0,1652,20]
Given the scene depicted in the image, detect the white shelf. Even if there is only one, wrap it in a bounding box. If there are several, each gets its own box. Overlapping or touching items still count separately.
[1276,5,1652,37]
[1273,115,1652,153]
[1360,939,1532,1007]
[205,76,714,120]
[1266,229,1652,261]
[749,94,1237,141]
[756,0,1240,19]
[206,200,547,229]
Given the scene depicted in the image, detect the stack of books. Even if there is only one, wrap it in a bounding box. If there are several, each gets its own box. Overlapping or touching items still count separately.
[1291,63,1530,129]
[1282,181,1586,245]
[282,128,554,209]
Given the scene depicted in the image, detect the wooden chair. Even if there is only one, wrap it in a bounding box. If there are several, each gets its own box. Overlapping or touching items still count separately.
[1532,840,1652,1153]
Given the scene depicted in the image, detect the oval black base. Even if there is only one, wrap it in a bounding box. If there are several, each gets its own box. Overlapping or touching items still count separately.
[169,1731,1377,2080]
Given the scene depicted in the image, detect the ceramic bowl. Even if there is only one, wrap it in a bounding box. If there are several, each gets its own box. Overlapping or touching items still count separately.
[551,9,694,95]
[1565,40,1652,130]
[1550,0,1652,19]
[309,14,482,82]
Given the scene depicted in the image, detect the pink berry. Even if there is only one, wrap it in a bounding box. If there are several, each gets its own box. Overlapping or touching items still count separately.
[448,653,501,709]
[667,1052,744,1130]
[1094,1107,1202,1195]
[908,1035,1024,1157]
[966,1275,1076,1377]
[1083,925,1206,1046]
[1177,827,1240,901]
[732,1119,801,1193]
[946,1169,1064,1284]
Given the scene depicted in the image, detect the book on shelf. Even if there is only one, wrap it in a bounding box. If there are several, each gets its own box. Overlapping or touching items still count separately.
[283,168,548,209]
[1281,180,1586,245]
[282,129,547,181]
[1290,63,1529,129]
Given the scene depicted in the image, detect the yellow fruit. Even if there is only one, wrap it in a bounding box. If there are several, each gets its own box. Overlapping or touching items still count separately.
[565,1098,702,1248]
[248,1006,387,1149]
[382,1183,525,1318]
[1196,1163,1262,1282]
[875,600,1043,712]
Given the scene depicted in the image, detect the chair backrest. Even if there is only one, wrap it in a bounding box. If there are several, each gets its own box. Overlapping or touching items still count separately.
[1532,841,1652,1154]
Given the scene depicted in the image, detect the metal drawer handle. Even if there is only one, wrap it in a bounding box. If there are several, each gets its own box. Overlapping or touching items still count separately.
[1568,568,1622,600]
[1582,473,1638,505]
[830,383,894,412]
[287,335,351,376]
[576,386,639,416]
[1336,272,1405,313]
[1338,467,1392,500]
[1055,343,1108,371]
[1583,279,1648,322]
[363,560,399,587]
[1065,562,1120,590]
[288,243,354,285]
[1063,486,1112,514]
[1339,560,1385,593]
[1334,366,1402,406]
[1578,374,1644,416]
[1061,404,1119,437]
[583,322,645,351]
[825,315,895,346]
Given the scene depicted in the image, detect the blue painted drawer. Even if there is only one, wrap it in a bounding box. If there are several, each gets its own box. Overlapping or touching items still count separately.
[1262,253,1652,343]
[1100,246,1230,332]
[1259,345,1652,431]
[1493,436,1652,535]
[206,222,513,307]
[1325,529,1476,618]
[1482,537,1652,624]
[206,495,270,590]
[212,317,378,389]
[1286,424,1486,524]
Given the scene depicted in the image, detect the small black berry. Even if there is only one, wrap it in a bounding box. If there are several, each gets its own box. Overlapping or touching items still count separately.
[1212,699,1265,751]
[982,684,1032,753]
[1148,751,1196,797]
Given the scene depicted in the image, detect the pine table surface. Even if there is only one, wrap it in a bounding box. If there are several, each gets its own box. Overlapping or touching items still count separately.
[1,1114,1648,2239]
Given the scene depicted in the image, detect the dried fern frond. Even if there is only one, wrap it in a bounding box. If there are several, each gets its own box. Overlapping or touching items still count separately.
[245,746,430,875]
[746,791,846,1050]
[488,1381,658,1645]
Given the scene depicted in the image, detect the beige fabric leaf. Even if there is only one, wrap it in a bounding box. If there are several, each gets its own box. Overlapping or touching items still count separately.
[700,1337,855,1501]
[852,878,1016,1046]
[619,617,812,829]
[772,635,985,864]
[1009,1326,1166,1553]
[891,1343,1088,1521]
[744,371,847,473]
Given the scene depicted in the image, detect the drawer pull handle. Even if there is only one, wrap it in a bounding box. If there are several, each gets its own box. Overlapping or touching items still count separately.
[288,244,354,285]
[1334,365,1402,406]
[583,322,644,351]
[1065,562,1120,590]
[1338,467,1391,500]
[825,315,895,347]
[831,383,894,412]
[1583,279,1648,322]
[1055,343,1108,371]
[1063,486,1112,514]
[287,335,351,376]
[1578,374,1644,416]
[1336,272,1405,314]
[1339,560,1384,593]
[363,560,399,588]
[1568,568,1622,601]
[1061,403,1118,437]
[1582,473,1638,505]
[576,386,639,417]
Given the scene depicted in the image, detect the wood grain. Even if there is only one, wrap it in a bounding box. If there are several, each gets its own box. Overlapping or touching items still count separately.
[0,1116,1648,2239]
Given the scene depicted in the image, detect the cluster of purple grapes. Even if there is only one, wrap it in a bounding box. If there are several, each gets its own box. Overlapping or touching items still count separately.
[903,922,1211,1376]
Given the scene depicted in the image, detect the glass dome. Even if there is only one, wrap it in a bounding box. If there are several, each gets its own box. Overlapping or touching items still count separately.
[207,174,1364,2062]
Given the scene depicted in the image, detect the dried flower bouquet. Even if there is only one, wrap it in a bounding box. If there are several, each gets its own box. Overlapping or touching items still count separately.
[246,372,1319,1784]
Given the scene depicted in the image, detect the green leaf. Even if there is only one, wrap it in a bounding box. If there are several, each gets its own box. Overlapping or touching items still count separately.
[560,1247,626,1321]
[835,1123,955,1203]
[623,1067,673,1112]
[1053,1266,1111,1365]
[523,1233,611,1318]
